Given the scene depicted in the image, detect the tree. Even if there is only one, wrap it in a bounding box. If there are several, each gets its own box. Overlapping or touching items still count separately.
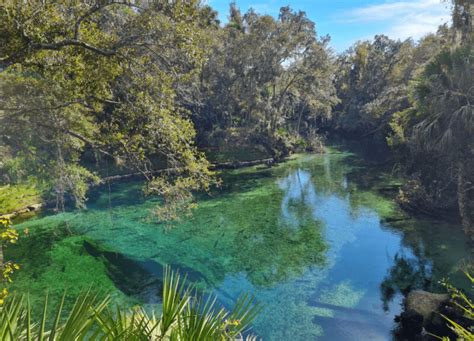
[333,35,416,139]
[385,4,474,237]
[195,5,337,157]
[0,1,217,218]
[411,46,474,236]
[450,0,473,45]
[332,5,473,237]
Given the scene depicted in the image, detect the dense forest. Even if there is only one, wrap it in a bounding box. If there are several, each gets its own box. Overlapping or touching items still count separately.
[0,0,473,339]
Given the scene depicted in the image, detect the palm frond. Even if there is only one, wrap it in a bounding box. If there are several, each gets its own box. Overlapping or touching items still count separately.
[160,265,193,337]
[0,267,261,341]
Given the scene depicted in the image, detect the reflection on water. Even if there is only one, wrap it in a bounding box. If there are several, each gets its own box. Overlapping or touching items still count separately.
[10,147,472,340]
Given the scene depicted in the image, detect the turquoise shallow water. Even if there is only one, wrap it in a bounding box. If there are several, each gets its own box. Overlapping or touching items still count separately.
[10,147,472,340]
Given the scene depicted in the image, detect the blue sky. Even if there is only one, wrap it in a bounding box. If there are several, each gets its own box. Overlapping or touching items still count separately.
[206,0,452,52]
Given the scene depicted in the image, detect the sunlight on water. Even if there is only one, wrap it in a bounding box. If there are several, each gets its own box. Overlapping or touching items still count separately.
[9,147,472,340]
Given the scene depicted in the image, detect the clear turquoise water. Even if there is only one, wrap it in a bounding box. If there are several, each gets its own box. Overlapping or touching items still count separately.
[10,147,472,340]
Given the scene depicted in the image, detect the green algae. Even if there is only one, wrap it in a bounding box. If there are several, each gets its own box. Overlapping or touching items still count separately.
[7,146,472,340]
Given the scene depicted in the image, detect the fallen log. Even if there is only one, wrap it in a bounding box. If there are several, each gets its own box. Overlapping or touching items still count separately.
[214,158,275,169]
[96,157,277,184]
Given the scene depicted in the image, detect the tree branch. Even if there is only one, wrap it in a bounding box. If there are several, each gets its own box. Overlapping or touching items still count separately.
[74,1,143,40]
[32,40,118,56]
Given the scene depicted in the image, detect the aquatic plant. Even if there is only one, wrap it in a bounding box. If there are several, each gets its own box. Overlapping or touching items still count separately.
[0,267,260,340]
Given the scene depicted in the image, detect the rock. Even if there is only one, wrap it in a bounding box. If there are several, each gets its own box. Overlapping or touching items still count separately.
[27,203,42,211]
[405,290,449,321]
[396,290,450,339]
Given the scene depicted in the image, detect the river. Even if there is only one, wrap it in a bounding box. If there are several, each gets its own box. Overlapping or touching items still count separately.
[8,145,472,340]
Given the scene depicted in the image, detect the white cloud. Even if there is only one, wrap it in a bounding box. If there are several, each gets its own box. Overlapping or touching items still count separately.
[339,0,451,41]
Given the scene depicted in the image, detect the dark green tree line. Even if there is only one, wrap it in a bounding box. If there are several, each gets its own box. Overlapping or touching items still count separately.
[332,0,473,237]
[193,3,337,158]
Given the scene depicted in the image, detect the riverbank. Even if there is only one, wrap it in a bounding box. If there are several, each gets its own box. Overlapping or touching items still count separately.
[0,153,284,219]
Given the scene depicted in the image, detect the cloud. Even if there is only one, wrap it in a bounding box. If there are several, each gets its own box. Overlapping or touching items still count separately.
[338,0,451,41]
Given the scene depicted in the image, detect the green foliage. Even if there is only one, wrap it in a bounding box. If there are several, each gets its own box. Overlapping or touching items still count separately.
[0,291,110,340]
[411,46,474,155]
[0,1,217,218]
[439,272,474,340]
[410,45,474,235]
[0,185,41,215]
[0,267,260,340]
[333,33,446,138]
[0,1,337,218]
[195,5,336,156]
[0,218,19,304]
[333,7,474,236]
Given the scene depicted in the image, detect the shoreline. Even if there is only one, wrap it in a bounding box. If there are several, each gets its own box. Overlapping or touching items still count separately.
[0,156,282,220]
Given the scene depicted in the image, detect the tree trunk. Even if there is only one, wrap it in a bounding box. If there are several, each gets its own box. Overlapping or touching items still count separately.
[457,160,473,237]
[0,245,4,270]
[296,104,305,134]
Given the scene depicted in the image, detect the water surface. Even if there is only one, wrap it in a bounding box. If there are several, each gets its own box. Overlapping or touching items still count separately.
[10,147,472,340]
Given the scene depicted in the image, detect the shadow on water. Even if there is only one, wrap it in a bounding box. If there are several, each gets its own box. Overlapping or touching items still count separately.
[8,144,473,340]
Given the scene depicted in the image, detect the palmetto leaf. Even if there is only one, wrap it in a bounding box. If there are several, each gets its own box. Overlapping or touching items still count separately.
[0,291,108,340]
[0,295,26,341]
[160,265,193,337]
[1,267,261,340]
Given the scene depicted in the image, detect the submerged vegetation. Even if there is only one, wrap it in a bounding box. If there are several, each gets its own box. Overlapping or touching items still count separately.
[4,149,472,339]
